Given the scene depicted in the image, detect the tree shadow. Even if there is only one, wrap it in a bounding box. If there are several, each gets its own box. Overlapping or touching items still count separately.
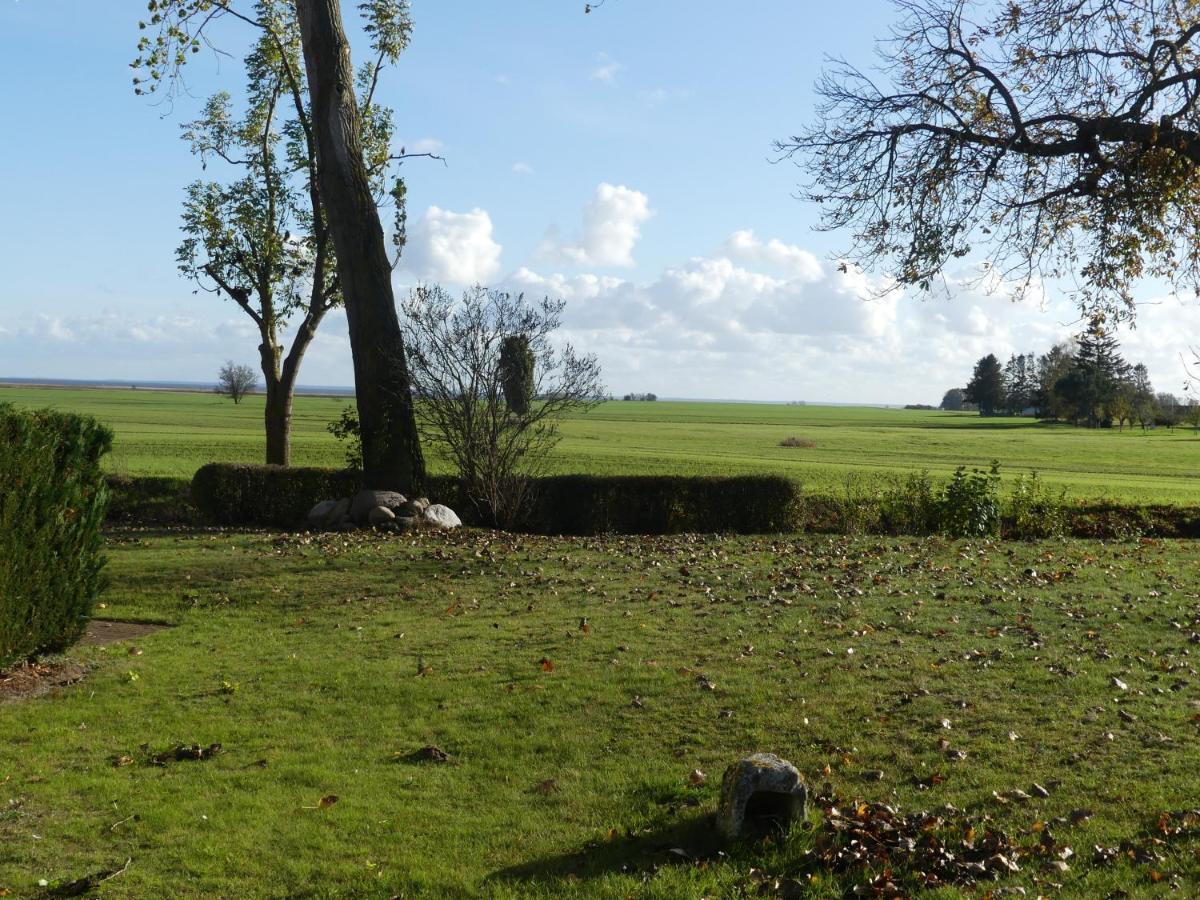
[486,811,724,889]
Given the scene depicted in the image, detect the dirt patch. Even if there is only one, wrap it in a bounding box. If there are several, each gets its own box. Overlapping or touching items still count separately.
[0,620,168,703]
[0,658,88,703]
[80,619,170,646]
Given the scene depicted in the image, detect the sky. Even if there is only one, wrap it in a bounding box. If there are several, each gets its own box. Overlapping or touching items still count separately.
[1,0,1198,404]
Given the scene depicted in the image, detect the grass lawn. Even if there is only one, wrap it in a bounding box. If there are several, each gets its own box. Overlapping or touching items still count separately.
[3,385,1200,505]
[3,527,1200,896]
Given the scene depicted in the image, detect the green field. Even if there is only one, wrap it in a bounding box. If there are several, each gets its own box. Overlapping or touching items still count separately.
[4,529,1200,897]
[3,384,1199,504]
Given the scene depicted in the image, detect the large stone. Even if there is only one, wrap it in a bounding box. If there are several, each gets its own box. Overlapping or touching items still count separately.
[422,504,462,529]
[320,497,351,529]
[306,500,339,528]
[350,490,407,525]
[716,753,807,840]
[367,505,396,526]
[397,498,430,518]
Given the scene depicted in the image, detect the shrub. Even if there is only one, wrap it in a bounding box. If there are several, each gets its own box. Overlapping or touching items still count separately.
[105,475,195,526]
[878,470,940,535]
[779,436,816,448]
[192,463,364,527]
[189,463,800,534]
[939,462,1002,537]
[0,405,112,668]
[1005,471,1067,539]
[326,406,363,469]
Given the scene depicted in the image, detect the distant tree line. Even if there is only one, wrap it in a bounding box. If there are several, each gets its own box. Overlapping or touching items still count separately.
[622,393,658,402]
[942,326,1189,429]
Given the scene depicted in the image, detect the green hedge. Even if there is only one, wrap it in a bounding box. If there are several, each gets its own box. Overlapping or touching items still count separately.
[0,405,112,668]
[105,475,195,526]
[516,475,800,534]
[191,464,365,528]
[189,464,801,534]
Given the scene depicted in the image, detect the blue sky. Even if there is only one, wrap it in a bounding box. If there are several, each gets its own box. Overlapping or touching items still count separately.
[1,0,1196,402]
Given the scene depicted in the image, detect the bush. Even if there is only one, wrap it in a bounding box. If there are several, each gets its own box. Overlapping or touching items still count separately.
[192,464,365,527]
[189,464,800,534]
[0,405,112,668]
[940,462,1002,537]
[516,475,800,535]
[105,475,195,526]
[779,436,816,448]
[1005,471,1067,539]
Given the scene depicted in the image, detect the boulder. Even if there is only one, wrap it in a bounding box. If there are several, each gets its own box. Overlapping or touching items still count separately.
[306,500,339,529]
[422,504,462,529]
[350,490,407,525]
[716,753,807,840]
[320,498,351,529]
[368,505,396,526]
[397,497,432,517]
[412,497,431,512]
[395,515,420,530]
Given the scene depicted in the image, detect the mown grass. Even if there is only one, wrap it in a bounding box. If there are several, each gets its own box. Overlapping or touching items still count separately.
[4,385,1200,504]
[3,528,1200,897]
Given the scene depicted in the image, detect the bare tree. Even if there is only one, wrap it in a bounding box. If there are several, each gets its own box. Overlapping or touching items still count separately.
[401,286,604,527]
[218,361,258,403]
[781,0,1200,323]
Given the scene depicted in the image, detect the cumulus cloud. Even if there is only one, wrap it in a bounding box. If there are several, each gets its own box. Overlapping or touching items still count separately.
[405,206,503,285]
[511,162,535,175]
[502,232,1148,402]
[539,183,653,268]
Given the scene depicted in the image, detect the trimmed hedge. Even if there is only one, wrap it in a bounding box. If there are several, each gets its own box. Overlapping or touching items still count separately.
[191,463,365,528]
[0,405,112,668]
[105,475,196,526]
[517,475,800,534]
[189,464,801,534]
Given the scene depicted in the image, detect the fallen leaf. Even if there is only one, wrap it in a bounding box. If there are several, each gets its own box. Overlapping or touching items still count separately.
[540,658,555,673]
[689,769,707,785]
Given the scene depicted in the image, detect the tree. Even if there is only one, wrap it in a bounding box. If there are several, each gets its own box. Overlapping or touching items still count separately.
[1130,363,1157,430]
[782,0,1200,323]
[1002,352,1036,414]
[401,286,604,528]
[939,387,966,411]
[1035,343,1076,421]
[218,361,258,403]
[1057,325,1130,427]
[135,0,426,491]
[499,335,535,415]
[964,354,1004,416]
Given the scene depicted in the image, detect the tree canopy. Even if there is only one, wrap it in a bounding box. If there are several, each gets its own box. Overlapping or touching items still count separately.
[781,0,1200,321]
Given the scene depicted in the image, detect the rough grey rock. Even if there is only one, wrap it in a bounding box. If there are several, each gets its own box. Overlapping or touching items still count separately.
[396,499,424,518]
[411,497,431,512]
[368,505,396,526]
[307,500,339,528]
[422,504,462,529]
[350,490,407,525]
[395,515,420,530]
[716,753,807,840]
[322,498,351,529]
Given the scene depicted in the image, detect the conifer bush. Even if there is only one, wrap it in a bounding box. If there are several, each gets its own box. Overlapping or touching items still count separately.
[0,404,112,668]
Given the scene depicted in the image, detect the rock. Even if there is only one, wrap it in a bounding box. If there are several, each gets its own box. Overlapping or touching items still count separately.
[350,490,407,525]
[320,498,351,529]
[716,753,807,840]
[368,505,396,526]
[422,504,462,529]
[396,499,426,518]
[395,516,420,530]
[412,496,431,512]
[306,500,339,528]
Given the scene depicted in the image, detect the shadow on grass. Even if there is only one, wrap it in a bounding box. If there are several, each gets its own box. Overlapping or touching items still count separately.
[487,812,724,889]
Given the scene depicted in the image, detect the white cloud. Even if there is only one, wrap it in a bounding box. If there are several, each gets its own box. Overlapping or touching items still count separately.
[503,233,1142,402]
[539,183,653,268]
[590,52,623,83]
[405,206,502,285]
[511,162,535,176]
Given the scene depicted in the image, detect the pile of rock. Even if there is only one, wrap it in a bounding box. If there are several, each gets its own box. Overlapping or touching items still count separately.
[306,489,462,532]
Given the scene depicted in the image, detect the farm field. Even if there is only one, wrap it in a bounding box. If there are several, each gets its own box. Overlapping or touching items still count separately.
[3,384,1200,504]
[4,529,1200,897]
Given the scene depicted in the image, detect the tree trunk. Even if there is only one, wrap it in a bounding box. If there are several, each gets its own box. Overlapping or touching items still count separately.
[294,0,425,491]
[264,377,292,466]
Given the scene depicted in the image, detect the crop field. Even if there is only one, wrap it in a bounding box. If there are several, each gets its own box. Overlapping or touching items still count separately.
[3,384,1200,504]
